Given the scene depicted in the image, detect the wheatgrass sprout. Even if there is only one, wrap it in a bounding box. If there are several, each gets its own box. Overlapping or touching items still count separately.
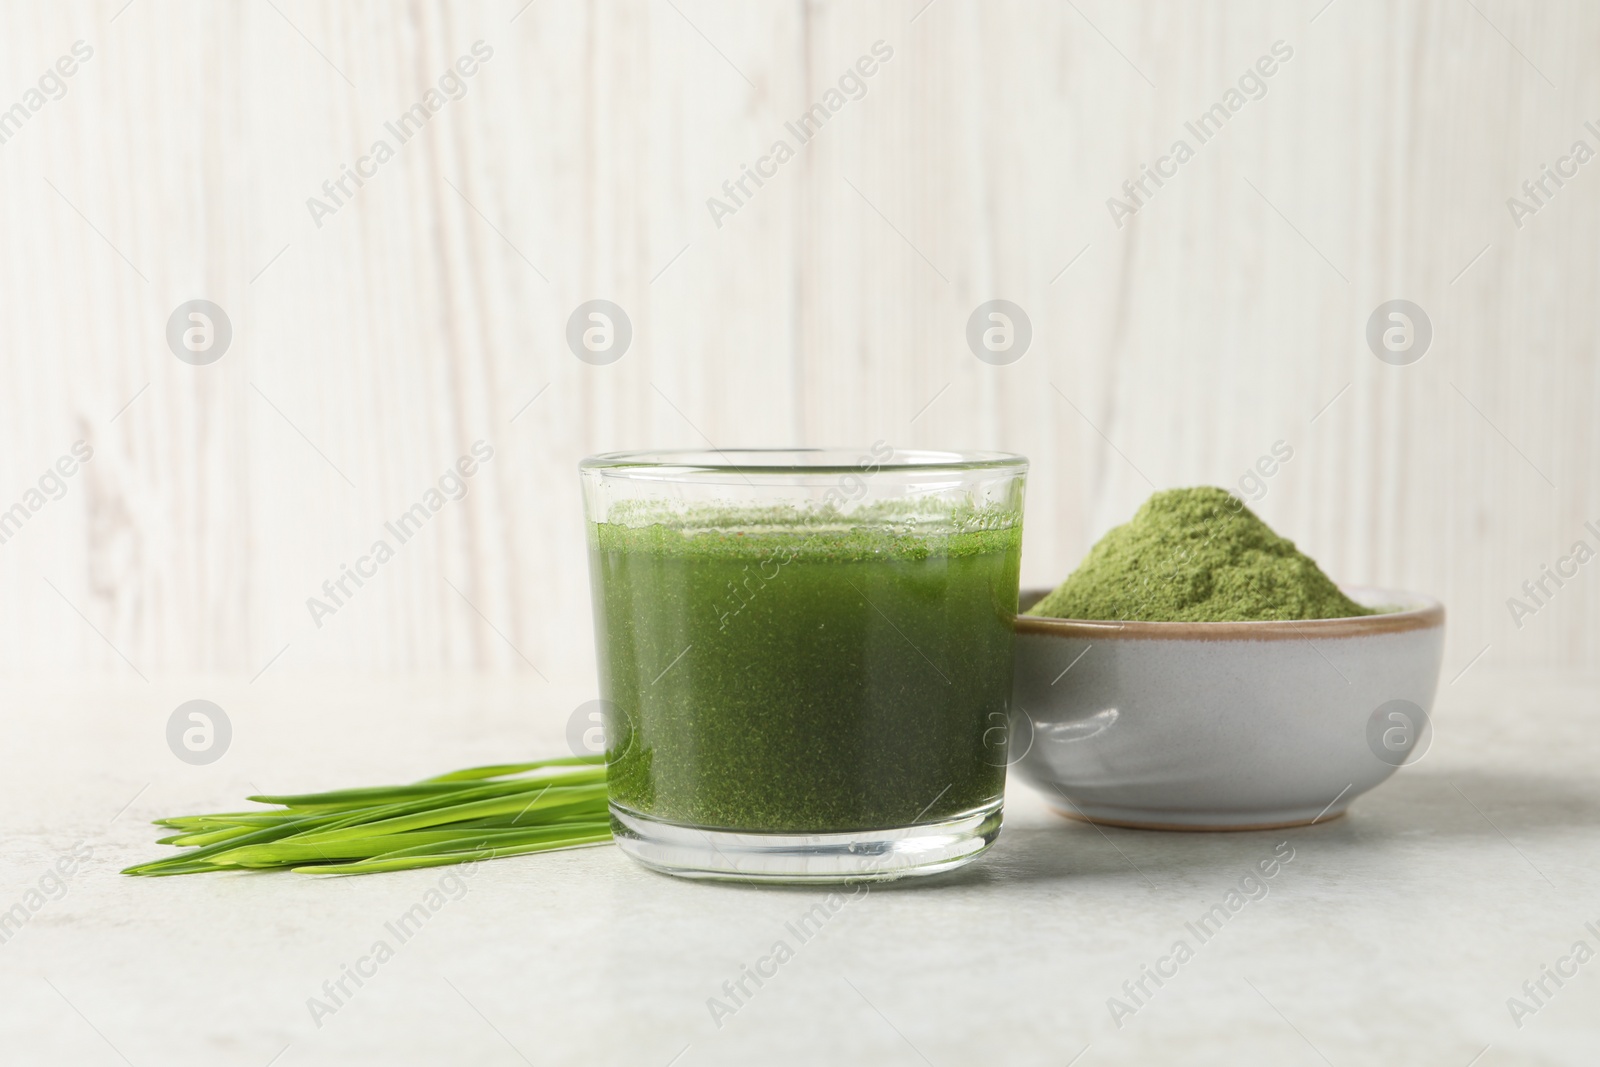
[123,755,612,877]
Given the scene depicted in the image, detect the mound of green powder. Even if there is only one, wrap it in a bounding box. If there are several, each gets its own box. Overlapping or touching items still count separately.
[1026,486,1374,622]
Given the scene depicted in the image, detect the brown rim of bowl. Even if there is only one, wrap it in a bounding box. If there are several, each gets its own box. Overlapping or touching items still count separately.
[1014,585,1445,641]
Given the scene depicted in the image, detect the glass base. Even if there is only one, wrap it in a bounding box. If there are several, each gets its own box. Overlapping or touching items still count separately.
[609,800,1004,884]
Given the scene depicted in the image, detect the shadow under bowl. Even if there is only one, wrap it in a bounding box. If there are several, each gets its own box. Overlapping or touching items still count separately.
[1008,586,1446,830]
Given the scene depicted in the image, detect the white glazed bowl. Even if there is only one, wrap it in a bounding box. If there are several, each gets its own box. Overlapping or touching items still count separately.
[1009,587,1445,830]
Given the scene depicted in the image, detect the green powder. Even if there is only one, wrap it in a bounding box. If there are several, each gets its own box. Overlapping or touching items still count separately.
[1026,487,1373,622]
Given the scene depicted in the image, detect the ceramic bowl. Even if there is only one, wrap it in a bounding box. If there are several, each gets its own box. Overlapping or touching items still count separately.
[1008,587,1445,830]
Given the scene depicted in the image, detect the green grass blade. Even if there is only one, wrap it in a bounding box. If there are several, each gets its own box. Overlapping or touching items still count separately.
[124,861,231,877]
[207,825,610,868]
[154,812,285,829]
[416,754,603,784]
[248,765,605,808]
[291,785,609,844]
[275,775,605,835]
[122,813,331,875]
[159,825,261,847]
[445,807,611,831]
[294,831,614,875]
[356,822,612,860]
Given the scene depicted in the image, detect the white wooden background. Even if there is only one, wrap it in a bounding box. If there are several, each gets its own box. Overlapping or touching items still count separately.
[0,0,1595,684]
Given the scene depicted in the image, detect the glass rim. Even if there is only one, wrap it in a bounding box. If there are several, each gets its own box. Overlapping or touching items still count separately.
[579,447,1028,476]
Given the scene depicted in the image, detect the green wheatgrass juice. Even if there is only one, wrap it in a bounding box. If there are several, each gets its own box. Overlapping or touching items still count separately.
[588,505,1023,833]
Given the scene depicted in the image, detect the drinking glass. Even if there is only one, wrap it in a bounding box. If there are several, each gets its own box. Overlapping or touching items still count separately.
[579,447,1027,882]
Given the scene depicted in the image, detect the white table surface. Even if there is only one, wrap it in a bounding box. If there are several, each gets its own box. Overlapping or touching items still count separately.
[1,670,1596,1066]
